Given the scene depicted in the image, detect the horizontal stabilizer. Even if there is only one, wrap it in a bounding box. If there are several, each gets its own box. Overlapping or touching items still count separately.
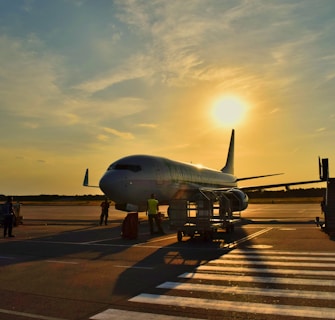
[83,168,99,188]
[237,173,283,182]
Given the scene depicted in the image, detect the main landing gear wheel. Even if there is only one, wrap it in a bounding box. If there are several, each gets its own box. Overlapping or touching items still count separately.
[177,230,183,242]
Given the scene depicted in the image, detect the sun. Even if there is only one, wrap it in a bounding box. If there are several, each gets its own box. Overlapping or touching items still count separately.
[211,96,247,127]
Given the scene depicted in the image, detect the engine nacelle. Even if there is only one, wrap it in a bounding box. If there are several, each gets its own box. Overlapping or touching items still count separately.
[229,188,249,211]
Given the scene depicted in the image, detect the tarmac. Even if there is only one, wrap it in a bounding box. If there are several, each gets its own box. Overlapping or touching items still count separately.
[1,203,335,320]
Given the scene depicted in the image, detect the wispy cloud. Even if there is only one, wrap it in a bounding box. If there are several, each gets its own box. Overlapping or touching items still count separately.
[103,127,134,140]
[137,123,158,129]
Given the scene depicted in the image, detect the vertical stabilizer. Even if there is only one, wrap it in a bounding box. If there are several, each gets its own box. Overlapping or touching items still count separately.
[221,129,234,174]
[83,168,89,186]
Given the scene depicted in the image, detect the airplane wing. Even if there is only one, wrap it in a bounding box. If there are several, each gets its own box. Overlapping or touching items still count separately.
[236,173,283,182]
[239,157,328,191]
[240,179,324,191]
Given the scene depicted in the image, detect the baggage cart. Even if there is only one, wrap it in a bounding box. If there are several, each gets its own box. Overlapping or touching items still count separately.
[168,190,237,242]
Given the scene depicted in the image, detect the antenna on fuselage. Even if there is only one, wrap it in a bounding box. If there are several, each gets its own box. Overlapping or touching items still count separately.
[221,129,234,174]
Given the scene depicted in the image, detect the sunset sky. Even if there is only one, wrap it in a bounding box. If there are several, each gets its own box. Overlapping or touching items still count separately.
[1,0,334,195]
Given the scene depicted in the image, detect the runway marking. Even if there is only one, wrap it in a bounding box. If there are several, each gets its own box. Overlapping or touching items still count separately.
[195,265,335,277]
[181,270,335,285]
[158,281,335,300]
[0,308,66,320]
[113,265,153,270]
[46,260,79,265]
[134,234,176,245]
[98,249,335,319]
[90,308,201,319]
[211,258,335,268]
[26,239,229,251]
[221,253,335,262]
[246,244,273,249]
[224,227,273,248]
[233,249,335,256]
[129,293,335,319]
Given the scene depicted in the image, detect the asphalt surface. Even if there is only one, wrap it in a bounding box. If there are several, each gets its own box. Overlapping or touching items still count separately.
[1,203,335,320]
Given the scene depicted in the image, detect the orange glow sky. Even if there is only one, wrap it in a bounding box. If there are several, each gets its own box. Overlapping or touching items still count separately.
[1,1,334,195]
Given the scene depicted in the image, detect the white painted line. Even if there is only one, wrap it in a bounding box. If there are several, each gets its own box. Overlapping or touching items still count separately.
[27,239,225,251]
[226,227,273,248]
[90,308,201,319]
[0,308,66,320]
[113,265,153,270]
[129,293,335,319]
[232,249,335,256]
[246,244,273,249]
[135,235,176,245]
[46,260,79,265]
[210,258,335,268]
[180,272,335,286]
[221,254,335,262]
[158,281,335,300]
[196,264,335,276]
[83,237,122,244]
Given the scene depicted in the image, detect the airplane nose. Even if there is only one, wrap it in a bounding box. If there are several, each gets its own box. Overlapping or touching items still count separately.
[99,172,113,196]
[99,171,126,202]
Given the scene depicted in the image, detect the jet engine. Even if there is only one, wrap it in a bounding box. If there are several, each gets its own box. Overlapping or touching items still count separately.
[228,188,249,211]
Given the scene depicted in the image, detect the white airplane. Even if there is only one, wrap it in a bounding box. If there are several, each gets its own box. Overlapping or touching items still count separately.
[84,129,325,212]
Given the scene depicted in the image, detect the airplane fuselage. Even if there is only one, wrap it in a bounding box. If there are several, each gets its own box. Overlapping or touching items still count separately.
[99,155,239,212]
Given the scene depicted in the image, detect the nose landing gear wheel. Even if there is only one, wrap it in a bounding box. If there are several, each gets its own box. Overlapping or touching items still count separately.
[177,230,183,242]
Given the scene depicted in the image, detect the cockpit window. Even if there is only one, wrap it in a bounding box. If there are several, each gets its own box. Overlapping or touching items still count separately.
[111,164,141,172]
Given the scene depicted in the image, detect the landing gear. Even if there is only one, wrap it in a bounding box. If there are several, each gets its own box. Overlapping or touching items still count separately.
[177,230,183,242]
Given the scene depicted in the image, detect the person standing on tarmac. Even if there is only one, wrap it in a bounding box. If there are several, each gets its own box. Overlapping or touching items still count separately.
[100,198,110,225]
[147,193,164,235]
[3,196,15,238]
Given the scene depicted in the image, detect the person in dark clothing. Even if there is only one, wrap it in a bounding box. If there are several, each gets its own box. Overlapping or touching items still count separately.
[3,196,15,238]
[100,199,110,225]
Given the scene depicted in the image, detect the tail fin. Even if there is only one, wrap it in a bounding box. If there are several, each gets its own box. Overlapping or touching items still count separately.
[83,168,89,186]
[221,129,234,174]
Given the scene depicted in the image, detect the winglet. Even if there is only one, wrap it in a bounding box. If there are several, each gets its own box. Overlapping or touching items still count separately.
[319,157,329,181]
[221,129,234,174]
[83,168,89,186]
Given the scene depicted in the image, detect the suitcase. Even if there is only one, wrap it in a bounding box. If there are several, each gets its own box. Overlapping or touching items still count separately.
[121,212,138,239]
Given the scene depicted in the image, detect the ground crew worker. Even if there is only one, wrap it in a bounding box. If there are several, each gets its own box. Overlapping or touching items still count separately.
[100,198,110,225]
[3,196,15,238]
[147,193,164,235]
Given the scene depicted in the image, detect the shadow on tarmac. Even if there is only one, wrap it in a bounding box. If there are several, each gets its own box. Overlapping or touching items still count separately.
[1,212,330,319]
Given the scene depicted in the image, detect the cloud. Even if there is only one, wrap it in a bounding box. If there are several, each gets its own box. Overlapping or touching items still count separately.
[137,123,158,129]
[74,55,153,94]
[103,127,134,140]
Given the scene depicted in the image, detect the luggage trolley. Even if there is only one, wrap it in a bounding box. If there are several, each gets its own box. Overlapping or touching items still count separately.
[168,190,236,242]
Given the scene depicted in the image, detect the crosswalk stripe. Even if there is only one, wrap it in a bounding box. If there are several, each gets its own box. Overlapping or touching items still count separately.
[123,250,335,319]
[90,308,202,320]
[210,258,335,268]
[220,254,335,262]
[129,293,335,319]
[196,264,335,276]
[180,272,335,286]
[232,249,335,256]
[158,281,335,300]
